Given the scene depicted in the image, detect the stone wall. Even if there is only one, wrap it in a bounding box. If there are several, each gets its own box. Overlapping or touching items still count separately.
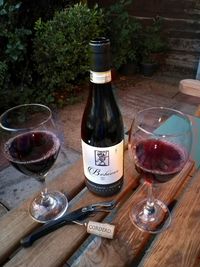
[89,0,200,77]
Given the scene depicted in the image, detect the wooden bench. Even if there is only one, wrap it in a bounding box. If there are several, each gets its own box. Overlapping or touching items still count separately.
[179,79,200,117]
[0,144,198,267]
[179,79,200,98]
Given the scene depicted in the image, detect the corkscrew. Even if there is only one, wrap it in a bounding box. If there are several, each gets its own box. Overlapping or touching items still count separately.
[21,200,116,247]
[81,200,116,212]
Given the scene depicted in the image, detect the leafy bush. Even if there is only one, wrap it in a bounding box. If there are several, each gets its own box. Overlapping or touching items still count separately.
[0,0,80,111]
[0,61,7,88]
[17,0,75,29]
[33,3,105,104]
[0,0,32,111]
[104,0,141,69]
[139,16,168,63]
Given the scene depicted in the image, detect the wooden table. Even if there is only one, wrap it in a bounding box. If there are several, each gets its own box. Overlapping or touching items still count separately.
[0,147,199,267]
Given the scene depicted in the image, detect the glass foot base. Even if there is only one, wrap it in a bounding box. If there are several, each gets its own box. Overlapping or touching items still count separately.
[29,191,68,223]
[129,199,171,234]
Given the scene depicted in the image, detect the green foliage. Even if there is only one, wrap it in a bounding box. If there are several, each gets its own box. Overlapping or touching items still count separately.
[16,0,75,29]
[0,0,32,111]
[105,0,141,69]
[0,0,80,111]
[0,1,31,63]
[0,61,7,88]
[140,16,168,63]
[33,3,105,101]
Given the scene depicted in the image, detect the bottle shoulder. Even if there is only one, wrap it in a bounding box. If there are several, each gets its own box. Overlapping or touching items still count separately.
[81,82,124,146]
[81,100,123,131]
[83,83,122,116]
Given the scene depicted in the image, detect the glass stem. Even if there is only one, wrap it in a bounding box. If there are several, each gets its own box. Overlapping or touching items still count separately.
[39,177,50,205]
[144,183,155,216]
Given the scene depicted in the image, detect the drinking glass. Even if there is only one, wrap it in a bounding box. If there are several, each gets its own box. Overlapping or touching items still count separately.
[0,104,68,223]
[128,107,192,233]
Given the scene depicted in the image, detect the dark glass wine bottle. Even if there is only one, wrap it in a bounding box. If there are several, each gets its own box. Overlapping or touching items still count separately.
[81,37,124,196]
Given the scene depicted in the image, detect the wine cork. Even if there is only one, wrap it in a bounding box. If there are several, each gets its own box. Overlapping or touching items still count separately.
[87,221,115,239]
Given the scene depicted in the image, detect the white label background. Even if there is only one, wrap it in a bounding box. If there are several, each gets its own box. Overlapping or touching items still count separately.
[90,71,111,84]
[82,140,124,184]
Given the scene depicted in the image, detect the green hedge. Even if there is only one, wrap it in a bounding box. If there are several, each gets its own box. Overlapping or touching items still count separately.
[105,0,141,70]
[33,3,105,105]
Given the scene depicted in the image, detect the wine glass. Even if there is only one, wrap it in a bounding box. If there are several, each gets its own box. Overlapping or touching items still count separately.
[0,104,68,223]
[128,107,192,233]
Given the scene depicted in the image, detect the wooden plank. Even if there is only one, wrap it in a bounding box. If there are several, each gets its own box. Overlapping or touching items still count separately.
[140,169,200,267]
[1,151,139,267]
[168,38,200,53]
[0,158,85,265]
[179,79,200,97]
[89,0,200,20]
[70,160,194,267]
[166,51,199,69]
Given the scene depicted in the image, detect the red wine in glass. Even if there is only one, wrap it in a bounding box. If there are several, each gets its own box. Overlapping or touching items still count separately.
[134,139,188,183]
[0,103,68,223]
[128,107,192,233]
[4,130,60,178]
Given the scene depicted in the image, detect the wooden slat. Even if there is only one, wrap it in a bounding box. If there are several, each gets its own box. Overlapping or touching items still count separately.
[70,160,194,267]
[0,158,85,265]
[179,79,200,97]
[1,151,139,267]
[140,169,200,267]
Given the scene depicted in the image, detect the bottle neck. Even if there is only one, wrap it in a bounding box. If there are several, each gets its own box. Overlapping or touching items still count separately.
[90,70,112,84]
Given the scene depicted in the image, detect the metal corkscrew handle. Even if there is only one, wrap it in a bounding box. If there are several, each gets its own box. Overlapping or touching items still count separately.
[21,200,116,247]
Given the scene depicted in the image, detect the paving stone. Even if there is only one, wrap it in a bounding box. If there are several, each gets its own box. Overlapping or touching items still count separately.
[0,147,80,209]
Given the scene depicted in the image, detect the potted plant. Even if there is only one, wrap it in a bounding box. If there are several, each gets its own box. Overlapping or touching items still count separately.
[139,16,168,76]
[105,0,141,75]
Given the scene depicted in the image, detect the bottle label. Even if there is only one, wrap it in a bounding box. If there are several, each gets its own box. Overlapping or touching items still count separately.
[90,71,111,84]
[81,140,124,185]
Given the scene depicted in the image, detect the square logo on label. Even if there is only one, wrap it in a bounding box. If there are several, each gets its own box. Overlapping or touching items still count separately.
[95,150,109,166]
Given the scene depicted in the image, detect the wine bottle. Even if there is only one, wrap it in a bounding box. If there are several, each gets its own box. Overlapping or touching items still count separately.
[81,37,124,196]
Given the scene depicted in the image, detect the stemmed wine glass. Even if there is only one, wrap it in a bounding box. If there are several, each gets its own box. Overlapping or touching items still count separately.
[128,107,192,233]
[0,104,68,223]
